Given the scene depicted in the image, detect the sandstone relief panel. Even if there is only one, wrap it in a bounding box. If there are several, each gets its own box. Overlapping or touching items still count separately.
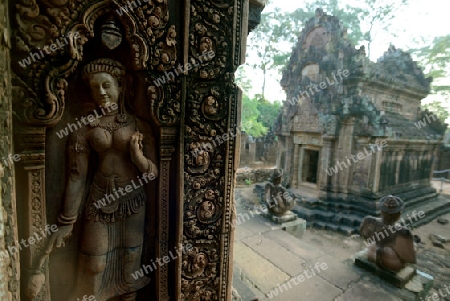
[10,0,250,300]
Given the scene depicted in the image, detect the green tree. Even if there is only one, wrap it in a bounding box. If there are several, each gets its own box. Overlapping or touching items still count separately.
[256,96,282,130]
[359,0,409,57]
[241,94,267,137]
[299,0,366,45]
[410,34,450,124]
[247,7,296,99]
[423,102,449,124]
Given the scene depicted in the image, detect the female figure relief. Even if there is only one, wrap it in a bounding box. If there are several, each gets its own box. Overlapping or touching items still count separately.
[49,58,157,300]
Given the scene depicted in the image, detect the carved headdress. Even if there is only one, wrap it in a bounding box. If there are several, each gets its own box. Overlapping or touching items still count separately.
[379,195,405,214]
[82,58,128,123]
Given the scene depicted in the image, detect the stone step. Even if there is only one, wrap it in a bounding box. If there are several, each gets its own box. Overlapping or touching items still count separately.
[293,191,450,235]
[297,191,438,217]
[295,195,376,216]
[312,221,358,235]
[403,195,450,228]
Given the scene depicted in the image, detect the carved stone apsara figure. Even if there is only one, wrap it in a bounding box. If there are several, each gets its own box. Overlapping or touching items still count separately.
[48,58,158,300]
[264,169,295,216]
[359,195,416,272]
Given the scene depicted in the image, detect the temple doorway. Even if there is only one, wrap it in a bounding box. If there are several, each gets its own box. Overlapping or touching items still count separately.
[302,149,319,184]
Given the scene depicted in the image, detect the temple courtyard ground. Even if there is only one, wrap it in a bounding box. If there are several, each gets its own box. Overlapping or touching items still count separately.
[232,185,450,301]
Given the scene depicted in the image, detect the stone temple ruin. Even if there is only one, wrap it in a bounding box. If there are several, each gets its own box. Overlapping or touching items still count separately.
[274,9,449,234]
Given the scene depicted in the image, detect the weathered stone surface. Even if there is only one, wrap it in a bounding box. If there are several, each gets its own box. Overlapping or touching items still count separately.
[281,218,307,238]
[262,229,326,263]
[354,249,416,288]
[317,254,361,290]
[437,218,449,225]
[8,0,264,300]
[0,0,19,299]
[242,234,306,277]
[233,242,290,293]
[265,274,343,301]
[335,278,408,301]
[275,9,447,233]
[429,234,448,248]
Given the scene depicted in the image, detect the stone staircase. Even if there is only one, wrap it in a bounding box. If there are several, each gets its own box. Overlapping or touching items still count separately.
[290,186,450,235]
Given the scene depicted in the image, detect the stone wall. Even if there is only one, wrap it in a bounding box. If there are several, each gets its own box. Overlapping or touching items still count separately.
[239,133,277,168]
[0,0,20,300]
[436,146,450,172]
[236,169,274,186]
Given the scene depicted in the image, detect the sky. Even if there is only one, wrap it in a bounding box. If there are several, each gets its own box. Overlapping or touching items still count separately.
[239,0,449,104]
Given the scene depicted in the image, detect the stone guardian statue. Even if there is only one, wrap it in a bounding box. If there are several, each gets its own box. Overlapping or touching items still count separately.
[359,195,416,272]
[264,169,295,217]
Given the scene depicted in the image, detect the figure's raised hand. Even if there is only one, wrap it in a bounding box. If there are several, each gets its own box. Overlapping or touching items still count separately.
[130,131,144,157]
[130,131,149,172]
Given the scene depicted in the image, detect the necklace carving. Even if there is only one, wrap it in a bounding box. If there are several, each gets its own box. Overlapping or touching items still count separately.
[89,114,130,133]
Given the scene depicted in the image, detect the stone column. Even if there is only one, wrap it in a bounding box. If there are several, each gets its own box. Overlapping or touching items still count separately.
[371,141,383,194]
[292,143,300,188]
[319,137,333,190]
[336,118,355,193]
[13,125,49,301]
[248,142,256,164]
[0,0,20,298]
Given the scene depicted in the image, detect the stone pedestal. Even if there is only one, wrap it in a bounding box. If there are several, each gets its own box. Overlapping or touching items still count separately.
[261,210,306,238]
[263,210,297,224]
[281,219,307,238]
[354,249,433,301]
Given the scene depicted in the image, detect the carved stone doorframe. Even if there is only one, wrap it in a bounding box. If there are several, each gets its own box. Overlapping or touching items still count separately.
[11,0,261,300]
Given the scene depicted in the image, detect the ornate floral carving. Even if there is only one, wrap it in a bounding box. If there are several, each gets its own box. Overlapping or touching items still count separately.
[181,244,219,301]
[147,80,181,126]
[13,0,177,126]
[183,1,243,299]
[189,1,237,79]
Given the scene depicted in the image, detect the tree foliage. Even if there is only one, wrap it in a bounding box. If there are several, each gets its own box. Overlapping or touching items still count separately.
[241,94,267,137]
[358,0,409,57]
[423,102,449,124]
[410,34,450,124]
[256,96,282,130]
[246,8,295,99]
[240,94,282,137]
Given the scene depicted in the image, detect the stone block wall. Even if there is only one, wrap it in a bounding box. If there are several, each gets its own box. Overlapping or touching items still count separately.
[0,0,20,299]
